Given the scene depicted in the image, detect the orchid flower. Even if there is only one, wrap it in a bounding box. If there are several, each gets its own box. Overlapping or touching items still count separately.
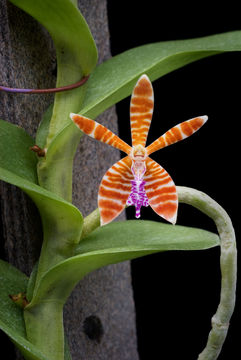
[71,75,207,225]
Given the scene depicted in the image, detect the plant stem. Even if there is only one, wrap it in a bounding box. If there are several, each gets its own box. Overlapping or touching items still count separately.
[37,56,86,202]
[24,301,64,360]
[177,186,237,360]
[80,208,100,240]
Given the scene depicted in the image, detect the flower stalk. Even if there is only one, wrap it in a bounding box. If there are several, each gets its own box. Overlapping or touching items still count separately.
[177,186,236,360]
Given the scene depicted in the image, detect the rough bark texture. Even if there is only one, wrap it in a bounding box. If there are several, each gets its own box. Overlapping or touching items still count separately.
[0,1,139,359]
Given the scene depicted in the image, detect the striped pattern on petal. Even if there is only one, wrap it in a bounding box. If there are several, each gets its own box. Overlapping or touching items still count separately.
[130,74,154,147]
[146,116,208,155]
[98,156,133,225]
[71,113,132,154]
[144,157,178,224]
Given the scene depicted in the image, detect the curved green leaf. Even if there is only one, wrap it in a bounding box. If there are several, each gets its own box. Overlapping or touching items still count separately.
[0,260,48,360]
[0,260,71,360]
[23,220,219,358]
[0,260,28,339]
[0,118,83,279]
[0,165,81,359]
[75,220,220,253]
[0,320,49,360]
[27,220,220,306]
[0,119,37,183]
[0,167,83,277]
[80,31,241,118]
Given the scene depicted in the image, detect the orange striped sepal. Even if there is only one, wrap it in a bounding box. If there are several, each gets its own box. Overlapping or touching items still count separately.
[144,158,178,224]
[130,74,154,147]
[70,113,132,155]
[98,156,133,225]
[146,116,208,156]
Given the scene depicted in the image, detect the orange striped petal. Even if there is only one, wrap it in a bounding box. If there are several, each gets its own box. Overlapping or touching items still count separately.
[70,113,132,155]
[98,156,133,225]
[144,157,178,224]
[130,74,154,148]
[146,116,208,155]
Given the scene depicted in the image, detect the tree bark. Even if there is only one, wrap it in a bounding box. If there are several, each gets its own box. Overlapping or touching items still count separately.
[0,1,139,359]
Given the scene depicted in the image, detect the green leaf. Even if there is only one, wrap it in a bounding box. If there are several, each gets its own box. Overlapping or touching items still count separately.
[0,119,38,184]
[0,117,83,277]
[0,119,83,267]
[76,220,220,253]
[0,166,80,358]
[0,260,28,338]
[0,167,83,276]
[28,220,220,307]
[80,31,241,118]
[0,260,72,360]
[0,260,48,360]
[22,220,219,359]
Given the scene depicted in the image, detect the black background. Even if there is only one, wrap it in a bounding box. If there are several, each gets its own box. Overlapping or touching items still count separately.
[107,1,240,359]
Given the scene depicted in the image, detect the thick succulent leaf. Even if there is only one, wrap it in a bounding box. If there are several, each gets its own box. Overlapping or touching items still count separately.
[75,220,220,253]
[0,167,83,268]
[80,31,241,118]
[0,119,38,184]
[27,220,220,306]
[0,260,72,360]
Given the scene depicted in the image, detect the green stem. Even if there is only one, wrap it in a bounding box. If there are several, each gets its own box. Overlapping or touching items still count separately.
[80,208,100,240]
[24,301,64,360]
[34,0,89,275]
[37,54,87,202]
[23,210,98,360]
[177,186,237,360]
[34,204,82,290]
